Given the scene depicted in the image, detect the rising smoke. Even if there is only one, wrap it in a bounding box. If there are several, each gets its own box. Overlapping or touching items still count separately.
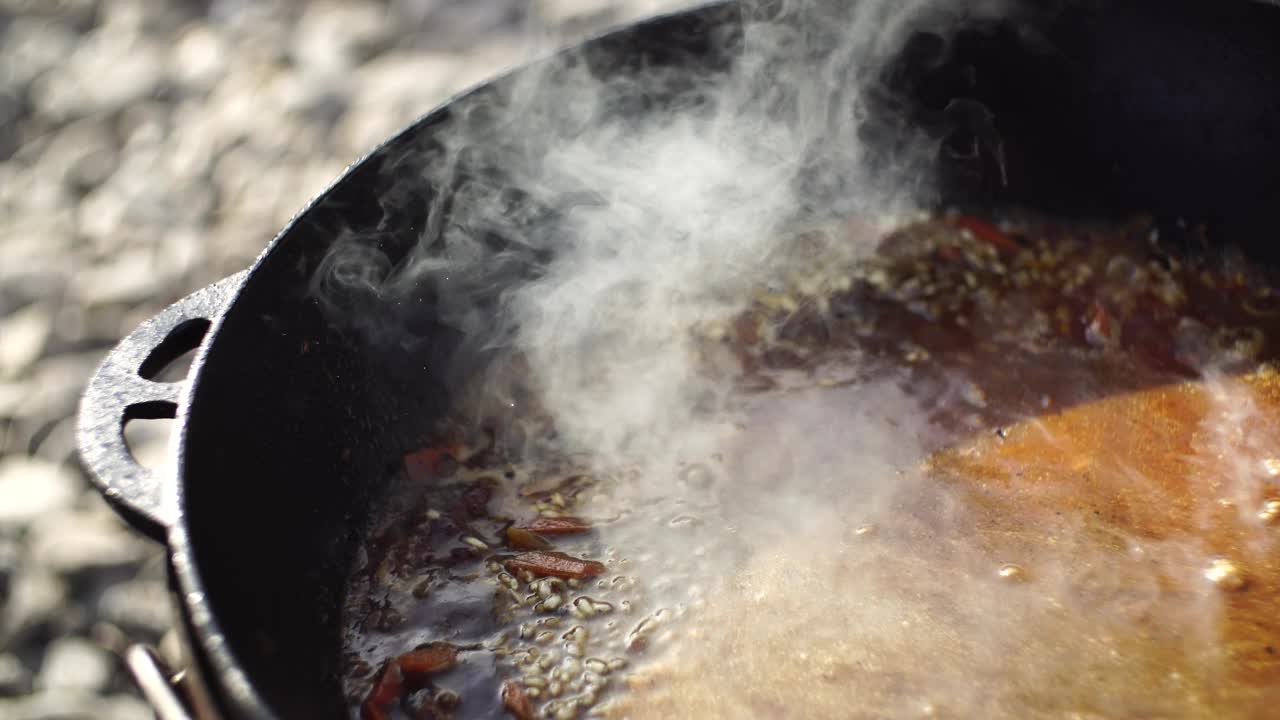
[319,0,1280,716]
[331,0,989,455]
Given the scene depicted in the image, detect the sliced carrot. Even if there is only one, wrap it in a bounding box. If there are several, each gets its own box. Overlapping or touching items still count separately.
[505,551,607,579]
[506,527,552,551]
[953,216,1021,254]
[501,680,536,720]
[523,517,593,535]
[396,642,459,675]
[360,660,403,720]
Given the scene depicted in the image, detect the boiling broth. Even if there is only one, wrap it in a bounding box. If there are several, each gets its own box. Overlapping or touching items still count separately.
[342,213,1280,719]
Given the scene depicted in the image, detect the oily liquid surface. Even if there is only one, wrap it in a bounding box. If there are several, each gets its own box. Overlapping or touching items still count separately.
[343,214,1280,719]
[604,372,1280,719]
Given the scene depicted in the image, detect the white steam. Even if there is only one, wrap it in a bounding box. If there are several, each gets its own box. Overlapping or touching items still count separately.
[326,0,1280,716]
[469,0,975,463]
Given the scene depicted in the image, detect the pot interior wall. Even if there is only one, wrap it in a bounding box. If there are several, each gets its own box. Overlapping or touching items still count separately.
[177,6,740,718]
[176,0,1280,717]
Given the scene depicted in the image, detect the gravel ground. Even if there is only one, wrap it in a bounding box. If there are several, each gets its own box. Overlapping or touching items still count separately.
[0,0,684,716]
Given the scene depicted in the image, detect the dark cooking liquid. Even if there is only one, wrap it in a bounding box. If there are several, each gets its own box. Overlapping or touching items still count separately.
[342,212,1280,719]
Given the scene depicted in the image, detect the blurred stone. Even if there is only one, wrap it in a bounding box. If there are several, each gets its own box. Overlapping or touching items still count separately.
[96,579,172,638]
[103,693,155,720]
[164,101,221,181]
[2,568,68,644]
[157,628,183,670]
[116,102,172,152]
[536,0,619,28]
[75,250,165,308]
[335,50,465,155]
[89,620,130,656]
[0,457,78,530]
[389,0,526,52]
[278,76,349,131]
[75,185,131,252]
[0,218,78,285]
[213,148,299,229]
[0,303,53,380]
[26,509,147,577]
[206,217,278,264]
[0,90,23,161]
[0,18,79,91]
[170,22,229,91]
[0,691,155,720]
[38,120,119,192]
[153,228,206,284]
[31,416,78,466]
[199,59,294,148]
[11,351,104,431]
[4,165,72,218]
[0,0,99,28]
[36,637,112,693]
[98,0,155,35]
[0,653,31,697]
[29,28,164,120]
[292,1,393,74]
[0,535,18,600]
[0,383,24,418]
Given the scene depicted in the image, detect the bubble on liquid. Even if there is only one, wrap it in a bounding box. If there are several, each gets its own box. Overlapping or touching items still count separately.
[678,463,715,489]
[1214,326,1264,365]
[668,514,701,527]
[1259,498,1280,525]
[961,381,988,409]
[1204,557,1248,591]
[853,524,877,537]
[1264,458,1280,479]
[996,563,1027,582]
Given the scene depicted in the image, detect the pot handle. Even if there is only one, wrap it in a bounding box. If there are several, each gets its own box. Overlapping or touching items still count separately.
[77,272,247,542]
[125,645,199,720]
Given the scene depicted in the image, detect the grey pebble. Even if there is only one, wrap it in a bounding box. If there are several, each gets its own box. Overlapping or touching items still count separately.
[0,304,54,381]
[30,416,79,466]
[0,457,78,530]
[0,534,18,593]
[25,509,148,577]
[168,22,229,90]
[7,352,105,431]
[292,1,394,74]
[335,51,467,156]
[0,691,153,720]
[0,383,27,418]
[0,18,78,92]
[96,579,173,638]
[0,653,32,697]
[36,119,120,192]
[74,250,169,310]
[30,28,165,121]
[2,568,69,647]
[36,637,113,693]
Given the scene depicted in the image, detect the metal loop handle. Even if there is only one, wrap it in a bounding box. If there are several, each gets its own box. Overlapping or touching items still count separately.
[125,645,198,720]
[77,273,246,541]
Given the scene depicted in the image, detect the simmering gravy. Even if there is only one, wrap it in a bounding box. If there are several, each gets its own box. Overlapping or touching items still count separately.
[606,371,1280,719]
[343,213,1280,719]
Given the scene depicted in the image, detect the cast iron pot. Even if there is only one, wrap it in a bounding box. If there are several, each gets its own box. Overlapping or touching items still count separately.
[77,1,1280,718]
